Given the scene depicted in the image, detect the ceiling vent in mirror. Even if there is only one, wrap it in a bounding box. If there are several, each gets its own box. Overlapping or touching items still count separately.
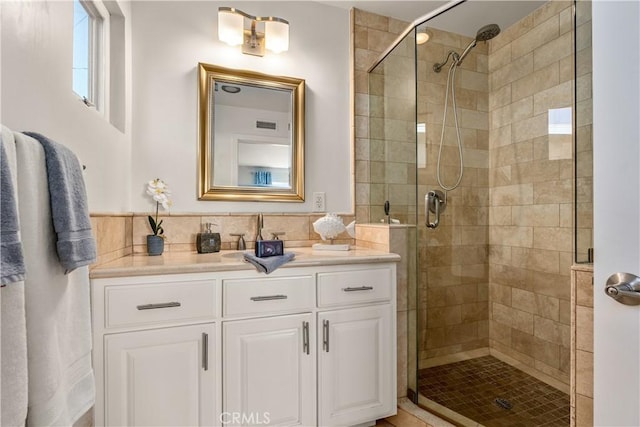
[256,120,277,130]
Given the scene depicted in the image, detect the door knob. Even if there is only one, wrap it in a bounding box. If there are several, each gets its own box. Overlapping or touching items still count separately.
[605,272,640,305]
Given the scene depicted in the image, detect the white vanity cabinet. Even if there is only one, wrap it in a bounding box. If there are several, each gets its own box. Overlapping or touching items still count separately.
[223,314,315,426]
[317,267,395,426]
[105,323,216,426]
[91,254,397,427]
[91,275,219,427]
[222,274,316,427]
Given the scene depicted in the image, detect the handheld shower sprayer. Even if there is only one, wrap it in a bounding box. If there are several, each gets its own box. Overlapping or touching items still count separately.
[433,23,501,72]
[431,23,501,193]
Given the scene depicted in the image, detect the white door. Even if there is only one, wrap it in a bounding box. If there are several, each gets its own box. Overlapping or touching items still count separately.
[104,323,216,426]
[318,305,394,427]
[593,1,640,425]
[223,313,315,426]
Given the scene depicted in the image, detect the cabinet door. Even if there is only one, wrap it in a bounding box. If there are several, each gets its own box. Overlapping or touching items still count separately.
[223,314,315,426]
[105,324,216,426]
[318,305,394,426]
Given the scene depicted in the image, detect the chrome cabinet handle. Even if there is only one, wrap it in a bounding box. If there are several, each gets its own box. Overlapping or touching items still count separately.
[322,319,329,352]
[342,286,374,292]
[136,302,181,310]
[250,295,288,302]
[605,272,640,305]
[202,333,209,371]
[302,321,309,355]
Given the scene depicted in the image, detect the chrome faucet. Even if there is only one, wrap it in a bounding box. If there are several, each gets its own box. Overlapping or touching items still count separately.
[256,214,264,241]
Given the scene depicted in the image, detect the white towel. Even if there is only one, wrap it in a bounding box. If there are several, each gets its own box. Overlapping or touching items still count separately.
[1,126,29,427]
[14,132,95,426]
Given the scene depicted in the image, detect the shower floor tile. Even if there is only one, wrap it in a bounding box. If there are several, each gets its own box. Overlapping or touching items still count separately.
[418,356,570,426]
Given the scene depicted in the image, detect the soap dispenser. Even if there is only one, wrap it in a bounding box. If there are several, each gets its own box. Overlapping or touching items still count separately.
[196,222,221,254]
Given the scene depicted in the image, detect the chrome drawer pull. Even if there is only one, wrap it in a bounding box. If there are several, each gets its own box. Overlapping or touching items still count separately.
[302,321,309,355]
[342,286,374,292]
[250,295,288,302]
[323,319,329,352]
[202,333,209,371]
[136,302,181,310]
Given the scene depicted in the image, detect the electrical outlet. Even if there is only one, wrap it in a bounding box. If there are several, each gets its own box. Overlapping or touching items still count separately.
[313,192,326,212]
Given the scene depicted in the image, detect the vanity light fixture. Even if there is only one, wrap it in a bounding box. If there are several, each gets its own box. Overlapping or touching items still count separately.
[218,7,289,56]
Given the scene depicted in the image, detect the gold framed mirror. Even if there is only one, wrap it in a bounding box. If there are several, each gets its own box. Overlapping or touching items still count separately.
[198,63,305,201]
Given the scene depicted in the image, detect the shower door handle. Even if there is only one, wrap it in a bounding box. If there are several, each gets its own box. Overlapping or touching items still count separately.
[426,191,445,229]
[605,272,640,305]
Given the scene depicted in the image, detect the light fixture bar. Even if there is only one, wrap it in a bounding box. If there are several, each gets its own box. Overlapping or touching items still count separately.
[218,7,289,56]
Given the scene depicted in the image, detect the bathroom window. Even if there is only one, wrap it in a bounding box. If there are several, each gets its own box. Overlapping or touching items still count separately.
[73,0,106,110]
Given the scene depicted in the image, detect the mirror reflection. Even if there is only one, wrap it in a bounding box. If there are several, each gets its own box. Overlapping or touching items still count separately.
[198,63,305,201]
[213,82,292,188]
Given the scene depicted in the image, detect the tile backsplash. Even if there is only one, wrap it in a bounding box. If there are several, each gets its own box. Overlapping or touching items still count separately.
[90,213,355,265]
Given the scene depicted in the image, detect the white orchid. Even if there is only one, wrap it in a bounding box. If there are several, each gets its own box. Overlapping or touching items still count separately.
[146,178,172,236]
[147,179,172,208]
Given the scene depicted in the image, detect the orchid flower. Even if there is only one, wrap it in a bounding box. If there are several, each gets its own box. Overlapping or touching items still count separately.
[146,178,172,237]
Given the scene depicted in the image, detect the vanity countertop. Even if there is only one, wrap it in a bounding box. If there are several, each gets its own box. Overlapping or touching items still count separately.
[90,247,401,279]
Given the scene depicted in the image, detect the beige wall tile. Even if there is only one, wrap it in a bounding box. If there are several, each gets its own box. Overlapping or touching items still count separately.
[533,80,573,115]
[491,226,534,249]
[534,315,570,347]
[576,395,594,427]
[488,44,511,72]
[511,14,559,59]
[576,306,594,352]
[512,113,548,142]
[533,179,572,204]
[576,270,594,307]
[493,302,533,334]
[533,227,572,252]
[489,85,512,111]
[512,62,559,102]
[490,53,533,90]
[533,32,572,70]
[512,204,560,227]
[533,1,572,27]
[511,329,536,356]
[490,184,534,206]
[576,350,593,398]
[536,294,561,322]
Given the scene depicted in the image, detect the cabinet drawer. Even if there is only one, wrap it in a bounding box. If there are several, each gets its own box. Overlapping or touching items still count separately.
[318,267,392,307]
[223,276,314,317]
[105,280,216,329]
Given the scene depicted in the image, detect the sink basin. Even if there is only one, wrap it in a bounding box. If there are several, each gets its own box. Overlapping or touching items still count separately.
[220,251,248,260]
[220,251,300,260]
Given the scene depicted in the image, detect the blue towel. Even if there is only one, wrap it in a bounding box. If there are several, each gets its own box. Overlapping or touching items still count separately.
[243,252,295,274]
[22,132,96,273]
[0,141,26,285]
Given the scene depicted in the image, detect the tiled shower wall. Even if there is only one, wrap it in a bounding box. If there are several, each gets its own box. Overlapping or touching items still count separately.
[352,9,409,224]
[354,8,492,367]
[487,0,573,386]
[416,28,491,364]
[354,0,576,386]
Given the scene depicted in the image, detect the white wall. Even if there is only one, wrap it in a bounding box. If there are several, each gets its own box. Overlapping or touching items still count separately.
[592,1,640,425]
[130,1,351,213]
[0,1,132,212]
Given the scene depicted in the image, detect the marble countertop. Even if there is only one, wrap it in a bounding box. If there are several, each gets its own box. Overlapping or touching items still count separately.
[90,247,401,279]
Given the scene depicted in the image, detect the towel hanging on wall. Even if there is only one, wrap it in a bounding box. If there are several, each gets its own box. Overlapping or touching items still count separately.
[22,132,96,272]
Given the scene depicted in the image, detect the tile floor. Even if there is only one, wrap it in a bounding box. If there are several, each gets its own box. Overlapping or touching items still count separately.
[417,356,570,427]
[377,407,436,427]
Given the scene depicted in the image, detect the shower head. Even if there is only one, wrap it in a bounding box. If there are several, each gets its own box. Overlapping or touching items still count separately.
[433,23,501,72]
[456,23,501,65]
[475,24,501,41]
